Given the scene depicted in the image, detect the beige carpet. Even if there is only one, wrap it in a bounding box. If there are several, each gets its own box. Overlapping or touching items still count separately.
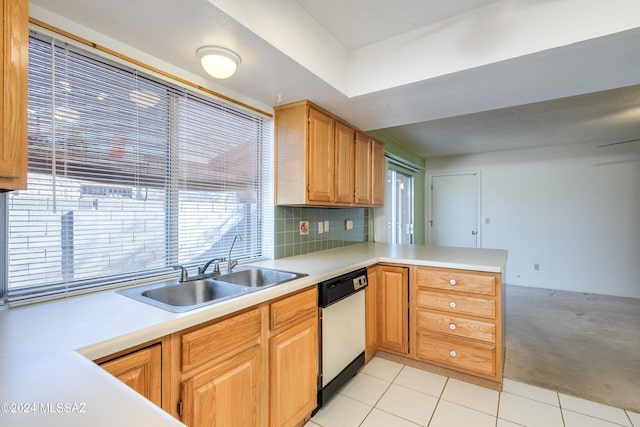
[504,285,640,412]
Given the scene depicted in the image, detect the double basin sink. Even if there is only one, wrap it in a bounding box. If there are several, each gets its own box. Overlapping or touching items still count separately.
[118,267,307,313]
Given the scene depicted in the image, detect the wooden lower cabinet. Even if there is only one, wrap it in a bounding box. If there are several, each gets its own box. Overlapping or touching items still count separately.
[376,265,409,355]
[99,343,162,407]
[365,266,378,360]
[411,266,503,384]
[181,345,262,427]
[269,287,318,427]
[171,286,318,427]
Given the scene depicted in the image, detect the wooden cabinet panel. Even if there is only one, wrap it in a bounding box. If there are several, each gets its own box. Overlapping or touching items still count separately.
[415,331,496,378]
[269,317,318,427]
[181,346,262,427]
[181,307,261,372]
[365,266,378,360]
[415,267,496,296]
[415,289,496,319]
[371,140,385,206]
[99,344,162,407]
[354,132,372,205]
[335,121,355,204]
[307,107,335,203]
[377,265,408,355]
[0,0,28,190]
[416,310,496,343]
[270,287,317,332]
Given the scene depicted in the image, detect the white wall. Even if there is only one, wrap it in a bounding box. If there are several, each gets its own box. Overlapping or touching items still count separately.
[425,141,640,298]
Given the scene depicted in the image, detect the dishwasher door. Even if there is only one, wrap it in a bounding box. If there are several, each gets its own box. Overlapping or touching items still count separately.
[321,289,365,388]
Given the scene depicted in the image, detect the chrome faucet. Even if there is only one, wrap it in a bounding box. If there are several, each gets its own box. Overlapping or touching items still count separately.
[227,234,243,273]
[172,265,189,282]
[199,257,225,277]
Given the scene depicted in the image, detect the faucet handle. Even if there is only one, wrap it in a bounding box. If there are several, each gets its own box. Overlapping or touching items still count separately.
[172,265,189,282]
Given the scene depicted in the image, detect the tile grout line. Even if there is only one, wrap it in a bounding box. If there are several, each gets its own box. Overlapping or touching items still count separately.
[425,376,450,427]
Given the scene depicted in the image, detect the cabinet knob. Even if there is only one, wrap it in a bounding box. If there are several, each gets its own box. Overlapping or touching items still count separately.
[449,323,457,330]
[449,279,456,286]
[449,302,456,308]
[450,350,457,357]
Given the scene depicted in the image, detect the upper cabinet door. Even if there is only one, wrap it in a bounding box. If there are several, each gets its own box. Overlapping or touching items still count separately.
[307,107,335,203]
[334,121,354,204]
[354,132,372,205]
[371,140,385,206]
[0,0,28,190]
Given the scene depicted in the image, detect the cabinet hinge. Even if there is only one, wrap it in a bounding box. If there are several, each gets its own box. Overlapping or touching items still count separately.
[177,400,183,418]
[307,185,310,192]
[308,116,311,124]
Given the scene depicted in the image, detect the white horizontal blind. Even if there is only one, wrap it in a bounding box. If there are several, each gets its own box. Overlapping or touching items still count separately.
[6,32,272,305]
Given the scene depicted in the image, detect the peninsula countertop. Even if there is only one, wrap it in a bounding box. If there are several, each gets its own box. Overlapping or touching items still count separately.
[0,243,507,426]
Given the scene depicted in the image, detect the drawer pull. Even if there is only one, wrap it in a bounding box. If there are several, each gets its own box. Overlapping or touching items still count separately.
[449,279,456,286]
[449,323,457,330]
[449,301,456,308]
[450,350,457,357]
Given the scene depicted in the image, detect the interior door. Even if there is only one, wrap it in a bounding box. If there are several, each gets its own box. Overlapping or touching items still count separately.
[429,172,480,248]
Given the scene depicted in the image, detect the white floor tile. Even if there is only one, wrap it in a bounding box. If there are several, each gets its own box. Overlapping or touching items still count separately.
[360,408,421,427]
[429,400,496,427]
[559,393,632,427]
[498,392,564,427]
[376,384,438,425]
[497,419,524,427]
[311,394,371,427]
[360,357,404,382]
[564,409,630,427]
[393,365,448,398]
[304,422,322,427]
[441,378,499,416]
[503,378,560,406]
[627,411,640,427]
[338,373,390,406]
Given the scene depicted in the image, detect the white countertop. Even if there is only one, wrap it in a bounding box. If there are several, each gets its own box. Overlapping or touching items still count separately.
[0,243,507,426]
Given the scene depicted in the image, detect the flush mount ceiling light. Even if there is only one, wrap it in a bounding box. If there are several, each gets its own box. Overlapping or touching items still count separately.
[197,46,241,79]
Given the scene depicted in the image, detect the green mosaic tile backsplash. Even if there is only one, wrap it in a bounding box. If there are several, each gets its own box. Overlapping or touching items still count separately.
[274,206,369,259]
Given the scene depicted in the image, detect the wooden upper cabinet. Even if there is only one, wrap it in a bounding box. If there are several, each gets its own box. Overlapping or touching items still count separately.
[334,121,355,204]
[354,132,372,205]
[371,140,385,206]
[0,0,28,191]
[307,108,335,203]
[275,100,384,207]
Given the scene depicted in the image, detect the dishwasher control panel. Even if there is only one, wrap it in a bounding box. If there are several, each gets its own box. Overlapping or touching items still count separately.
[318,268,368,308]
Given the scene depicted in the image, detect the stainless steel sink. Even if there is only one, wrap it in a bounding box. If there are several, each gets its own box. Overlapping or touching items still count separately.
[118,278,250,313]
[117,267,307,312]
[216,267,307,288]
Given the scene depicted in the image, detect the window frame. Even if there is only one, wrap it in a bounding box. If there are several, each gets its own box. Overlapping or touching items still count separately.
[1,25,273,306]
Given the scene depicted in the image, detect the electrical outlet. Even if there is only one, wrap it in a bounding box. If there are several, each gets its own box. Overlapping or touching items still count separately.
[344,219,353,231]
[534,263,540,271]
[318,221,324,234]
[324,220,329,232]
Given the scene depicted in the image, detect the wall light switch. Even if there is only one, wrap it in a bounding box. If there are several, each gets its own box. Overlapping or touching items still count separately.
[344,219,353,231]
[324,220,329,232]
[318,221,324,234]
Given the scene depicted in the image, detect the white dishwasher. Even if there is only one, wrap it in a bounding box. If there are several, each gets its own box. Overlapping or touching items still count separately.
[317,268,368,408]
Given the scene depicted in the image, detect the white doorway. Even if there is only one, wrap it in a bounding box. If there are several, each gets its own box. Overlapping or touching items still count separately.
[428,172,481,248]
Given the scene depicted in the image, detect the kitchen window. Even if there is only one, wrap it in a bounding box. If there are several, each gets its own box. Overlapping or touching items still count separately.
[1,30,273,306]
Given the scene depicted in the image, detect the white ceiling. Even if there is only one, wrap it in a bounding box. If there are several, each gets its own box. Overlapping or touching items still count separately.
[29,0,640,159]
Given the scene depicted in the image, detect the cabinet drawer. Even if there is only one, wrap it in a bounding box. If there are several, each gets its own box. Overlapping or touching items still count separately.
[416,290,496,319]
[416,331,496,378]
[181,307,261,372]
[270,287,317,331]
[415,267,496,296]
[416,310,496,343]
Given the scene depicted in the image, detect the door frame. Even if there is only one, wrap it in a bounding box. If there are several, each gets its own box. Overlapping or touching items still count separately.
[427,170,482,248]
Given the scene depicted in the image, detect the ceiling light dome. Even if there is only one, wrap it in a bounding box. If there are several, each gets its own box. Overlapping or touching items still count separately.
[197,46,241,79]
